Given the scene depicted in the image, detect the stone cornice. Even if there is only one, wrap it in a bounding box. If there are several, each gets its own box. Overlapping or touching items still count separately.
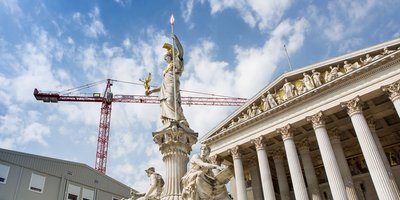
[202,43,400,145]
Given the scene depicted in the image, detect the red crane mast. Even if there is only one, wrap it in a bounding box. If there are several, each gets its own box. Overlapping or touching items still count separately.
[33,79,246,174]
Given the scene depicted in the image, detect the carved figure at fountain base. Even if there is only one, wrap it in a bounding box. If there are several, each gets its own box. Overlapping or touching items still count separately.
[181,145,232,200]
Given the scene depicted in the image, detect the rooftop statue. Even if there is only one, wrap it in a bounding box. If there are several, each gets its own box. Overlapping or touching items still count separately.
[303,72,315,91]
[311,69,322,87]
[146,34,189,130]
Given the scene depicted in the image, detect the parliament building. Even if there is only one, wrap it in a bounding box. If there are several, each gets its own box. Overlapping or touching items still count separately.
[201,38,400,200]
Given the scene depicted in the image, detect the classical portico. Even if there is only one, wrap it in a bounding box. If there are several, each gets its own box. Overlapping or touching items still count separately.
[201,38,400,200]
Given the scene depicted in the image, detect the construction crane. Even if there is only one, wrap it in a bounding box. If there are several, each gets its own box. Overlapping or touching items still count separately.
[33,79,247,174]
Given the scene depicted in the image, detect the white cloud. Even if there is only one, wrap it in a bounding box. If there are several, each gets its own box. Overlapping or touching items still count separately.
[0,0,22,15]
[18,122,50,146]
[181,18,308,135]
[233,18,308,97]
[114,0,130,7]
[181,0,195,26]
[307,0,383,52]
[72,7,107,39]
[86,7,107,38]
[206,0,293,30]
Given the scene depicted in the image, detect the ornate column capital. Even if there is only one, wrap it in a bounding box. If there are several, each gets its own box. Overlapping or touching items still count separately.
[366,115,376,129]
[382,80,400,101]
[251,136,265,150]
[272,148,284,160]
[247,157,259,167]
[298,138,310,152]
[341,96,363,116]
[277,124,293,141]
[209,154,222,165]
[306,111,325,129]
[229,146,242,159]
[328,127,341,143]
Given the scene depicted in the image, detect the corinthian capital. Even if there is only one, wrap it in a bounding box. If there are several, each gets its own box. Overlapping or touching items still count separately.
[366,115,376,129]
[298,138,310,152]
[209,154,222,165]
[341,96,363,116]
[382,80,400,101]
[306,111,325,129]
[272,148,284,160]
[328,127,341,143]
[251,136,265,150]
[277,124,293,141]
[229,146,242,159]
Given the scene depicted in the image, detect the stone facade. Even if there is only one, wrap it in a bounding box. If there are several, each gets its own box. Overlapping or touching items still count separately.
[201,38,400,200]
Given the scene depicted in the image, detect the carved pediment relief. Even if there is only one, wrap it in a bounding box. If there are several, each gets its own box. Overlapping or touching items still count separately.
[202,41,400,144]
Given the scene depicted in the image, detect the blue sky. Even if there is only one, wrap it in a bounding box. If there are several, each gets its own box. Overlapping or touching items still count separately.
[1,0,399,192]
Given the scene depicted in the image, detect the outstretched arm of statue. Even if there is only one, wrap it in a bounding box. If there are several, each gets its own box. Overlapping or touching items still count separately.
[146,86,160,96]
[172,34,183,60]
[192,155,221,170]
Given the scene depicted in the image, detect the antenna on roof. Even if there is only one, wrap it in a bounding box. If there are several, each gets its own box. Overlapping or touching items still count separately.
[284,44,293,71]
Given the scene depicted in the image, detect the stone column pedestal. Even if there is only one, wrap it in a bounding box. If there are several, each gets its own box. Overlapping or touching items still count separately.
[153,122,198,200]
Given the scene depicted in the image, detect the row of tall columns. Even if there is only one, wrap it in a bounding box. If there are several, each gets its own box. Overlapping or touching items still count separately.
[341,96,398,200]
[225,80,400,200]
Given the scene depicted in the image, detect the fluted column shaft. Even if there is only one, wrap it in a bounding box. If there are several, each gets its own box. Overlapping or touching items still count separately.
[298,139,321,200]
[329,130,359,200]
[278,124,309,200]
[273,150,290,200]
[230,146,248,200]
[307,112,348,200]
[342,97,398,200]
[163,150,188,198]
[250,163,263,200]
[367,117,400,198]
[252,137,276,200]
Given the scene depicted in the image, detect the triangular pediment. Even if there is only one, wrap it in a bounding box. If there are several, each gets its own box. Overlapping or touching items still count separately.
[201,38,400,144]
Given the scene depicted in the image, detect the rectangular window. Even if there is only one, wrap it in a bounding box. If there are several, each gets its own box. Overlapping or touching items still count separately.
[0,164,10,184]
[82,188,94,200]
[67,183,80,200]
[68,194,78,200]
[29,173,46,193]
